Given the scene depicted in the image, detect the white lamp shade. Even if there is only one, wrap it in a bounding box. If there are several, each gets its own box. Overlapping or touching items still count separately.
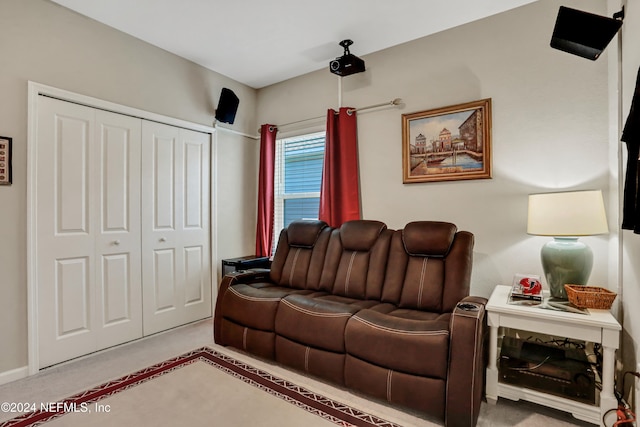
[527,190,609,236]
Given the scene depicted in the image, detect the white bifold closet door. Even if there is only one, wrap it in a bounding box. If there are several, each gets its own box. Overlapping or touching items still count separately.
[36,97,211,368]
[36,97,143,368]
[141,121,211,336]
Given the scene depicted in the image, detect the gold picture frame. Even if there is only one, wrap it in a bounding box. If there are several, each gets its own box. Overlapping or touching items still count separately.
[402,98,492,183]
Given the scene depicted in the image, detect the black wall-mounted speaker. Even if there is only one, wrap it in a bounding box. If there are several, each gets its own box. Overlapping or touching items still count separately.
[215,88,239,124]
[550,6,622,61]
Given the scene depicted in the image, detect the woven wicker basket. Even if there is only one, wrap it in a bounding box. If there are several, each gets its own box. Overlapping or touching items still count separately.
[564,284,617,309]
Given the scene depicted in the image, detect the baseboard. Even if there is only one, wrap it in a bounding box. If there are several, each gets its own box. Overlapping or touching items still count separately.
[0,366,29,386]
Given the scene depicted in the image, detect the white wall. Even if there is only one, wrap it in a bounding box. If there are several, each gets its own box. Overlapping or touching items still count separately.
[257,0,610,300]
[0,0,258,376]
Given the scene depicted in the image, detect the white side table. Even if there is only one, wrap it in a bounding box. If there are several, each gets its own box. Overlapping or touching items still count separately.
[486,285,621,426]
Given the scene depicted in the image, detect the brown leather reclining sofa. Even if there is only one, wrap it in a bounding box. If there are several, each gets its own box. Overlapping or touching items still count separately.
[214,219,487,426]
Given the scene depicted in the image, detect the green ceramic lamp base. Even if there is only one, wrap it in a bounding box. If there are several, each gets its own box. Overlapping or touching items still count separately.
[541,237,593,299]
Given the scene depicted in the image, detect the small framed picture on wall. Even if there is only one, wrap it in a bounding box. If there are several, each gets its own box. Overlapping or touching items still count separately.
[0,136,12,185]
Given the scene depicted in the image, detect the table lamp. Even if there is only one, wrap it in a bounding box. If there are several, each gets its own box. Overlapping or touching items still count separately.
[527,190,609,300]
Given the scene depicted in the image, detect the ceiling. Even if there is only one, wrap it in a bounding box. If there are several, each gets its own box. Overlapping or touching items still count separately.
[50,0,537,89]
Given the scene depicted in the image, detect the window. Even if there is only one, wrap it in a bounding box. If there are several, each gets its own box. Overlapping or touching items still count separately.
[273,131,325,248]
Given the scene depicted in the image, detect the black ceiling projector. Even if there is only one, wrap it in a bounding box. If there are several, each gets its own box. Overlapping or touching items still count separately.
[329,39,365,77]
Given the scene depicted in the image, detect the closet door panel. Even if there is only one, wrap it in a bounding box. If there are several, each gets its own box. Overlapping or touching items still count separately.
[184,141,204,229]
[57,115,90,234]
[37,97,97,368]
[95,110,143,347]
[101,253,131,324]
[101,126,129,231]
[153,135,176,230]
[153,248,177,312]
[142,122,211,335]
[184,245,204,305]
[56,256,91,336]
[178,129,211,319]
[142,122,179,334]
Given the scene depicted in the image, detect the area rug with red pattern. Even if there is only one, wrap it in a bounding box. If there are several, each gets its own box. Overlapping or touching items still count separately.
[0,347,404,427]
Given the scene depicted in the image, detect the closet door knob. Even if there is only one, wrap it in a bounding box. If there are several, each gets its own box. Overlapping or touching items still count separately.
[113,240,121,246]
[159,237,166,242]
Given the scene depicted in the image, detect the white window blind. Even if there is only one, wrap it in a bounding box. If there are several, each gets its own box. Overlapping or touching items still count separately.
[272,131,325,254]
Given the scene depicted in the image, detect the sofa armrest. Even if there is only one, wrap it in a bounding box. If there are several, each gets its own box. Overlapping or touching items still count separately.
[446,295,488,427]
[221,268,270,286]
[213,268,271,344]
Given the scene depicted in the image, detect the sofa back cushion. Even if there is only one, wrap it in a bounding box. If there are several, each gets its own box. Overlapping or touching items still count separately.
[270,220,331,289]
[319,220,392,299]
[381,221,473,313]
[403,221,457,256]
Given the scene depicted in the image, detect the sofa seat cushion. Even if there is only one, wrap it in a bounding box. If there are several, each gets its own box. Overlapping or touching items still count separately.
[243,280,279,289]
[222,284,315,331]
[345,308,450,378]
[275,294,360,352]
[312,294,381,310]
[371,303,451,322]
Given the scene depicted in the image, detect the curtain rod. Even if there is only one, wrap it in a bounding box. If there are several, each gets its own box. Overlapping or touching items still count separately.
[215,124,260,140]
[351,98,402,114]
[265,98,402,132]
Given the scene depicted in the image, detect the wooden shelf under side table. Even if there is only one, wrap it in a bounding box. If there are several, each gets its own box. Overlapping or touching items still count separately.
[486,285,621,426]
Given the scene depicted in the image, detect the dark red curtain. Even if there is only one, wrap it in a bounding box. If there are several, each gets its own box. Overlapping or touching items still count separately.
[319,108,361,227]
[255,124,277,257]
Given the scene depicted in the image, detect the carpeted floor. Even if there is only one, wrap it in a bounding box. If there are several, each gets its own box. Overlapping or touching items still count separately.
[0,319,591,426]
[2,348,410,427]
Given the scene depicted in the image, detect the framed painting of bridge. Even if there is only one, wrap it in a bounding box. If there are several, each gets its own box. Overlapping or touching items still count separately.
[402,98,492,183]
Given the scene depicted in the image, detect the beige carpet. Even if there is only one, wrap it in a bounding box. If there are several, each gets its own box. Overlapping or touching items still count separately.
[1,348,421,427]
[44,360,337,427]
